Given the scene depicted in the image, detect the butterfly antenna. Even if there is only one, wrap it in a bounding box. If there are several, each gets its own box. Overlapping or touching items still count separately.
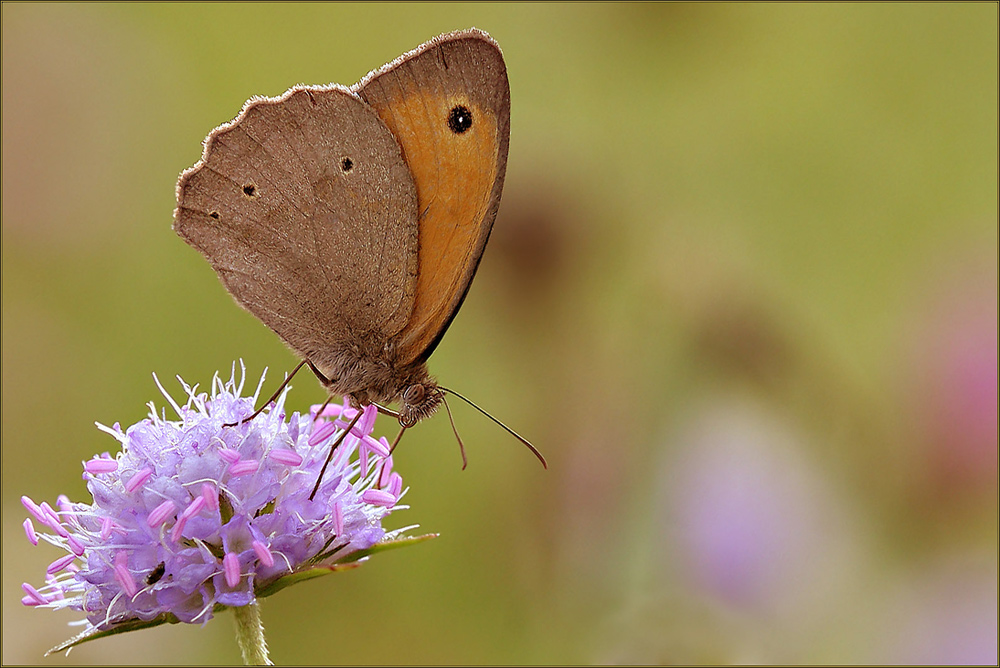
[225,359,307,427]
[439,387,547,469]
[440,394,469,470]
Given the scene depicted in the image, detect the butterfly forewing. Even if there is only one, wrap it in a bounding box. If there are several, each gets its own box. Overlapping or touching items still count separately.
[174,86,420,364]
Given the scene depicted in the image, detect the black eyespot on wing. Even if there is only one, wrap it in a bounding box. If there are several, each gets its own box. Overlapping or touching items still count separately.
[448,105,472,134]
[341,157,353,172]
[209,211,220,220]
[243,184,257,197]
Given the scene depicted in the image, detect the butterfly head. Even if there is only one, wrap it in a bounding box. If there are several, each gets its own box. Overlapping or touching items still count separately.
[398,380,443,428]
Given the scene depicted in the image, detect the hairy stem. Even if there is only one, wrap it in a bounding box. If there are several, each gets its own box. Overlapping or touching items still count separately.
[233,602,272,665]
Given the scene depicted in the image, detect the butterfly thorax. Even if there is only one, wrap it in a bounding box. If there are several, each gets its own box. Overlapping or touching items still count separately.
[310,334,442,428]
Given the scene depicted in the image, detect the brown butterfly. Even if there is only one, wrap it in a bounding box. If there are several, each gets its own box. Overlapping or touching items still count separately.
[173,29,544,471]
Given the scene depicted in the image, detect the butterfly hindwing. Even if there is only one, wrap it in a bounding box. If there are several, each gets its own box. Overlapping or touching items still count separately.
[356,29,511,366]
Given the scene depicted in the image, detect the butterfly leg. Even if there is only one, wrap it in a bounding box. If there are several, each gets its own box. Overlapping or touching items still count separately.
[310,394,335,423]
[306,360,333,385]
[224,359,308,427]
[373,402,401,420]
[388,425,407,456]
[300,360,356,420]
[309,408,364,501]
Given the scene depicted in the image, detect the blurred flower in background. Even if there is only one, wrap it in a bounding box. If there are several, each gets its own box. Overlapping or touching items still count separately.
[903,250,998,497]
[593,396,861,663]
[659,397,855,614]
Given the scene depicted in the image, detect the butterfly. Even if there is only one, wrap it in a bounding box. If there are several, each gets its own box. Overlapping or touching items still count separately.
[174,29,544,472]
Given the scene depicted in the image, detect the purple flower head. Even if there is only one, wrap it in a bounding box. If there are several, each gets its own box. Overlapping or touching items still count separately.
[21,365,426,649]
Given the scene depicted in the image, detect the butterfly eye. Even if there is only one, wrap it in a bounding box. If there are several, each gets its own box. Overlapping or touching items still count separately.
[447,105,472,134]
[403,384,425,405]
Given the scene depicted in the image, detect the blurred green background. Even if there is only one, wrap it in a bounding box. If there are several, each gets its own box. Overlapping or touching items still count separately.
[3,3,996,664]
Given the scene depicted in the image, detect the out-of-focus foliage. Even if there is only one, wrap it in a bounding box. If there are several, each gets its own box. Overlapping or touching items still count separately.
[3,3,996,664]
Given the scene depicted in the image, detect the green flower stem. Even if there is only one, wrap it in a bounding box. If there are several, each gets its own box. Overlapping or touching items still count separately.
[233,602,272,666]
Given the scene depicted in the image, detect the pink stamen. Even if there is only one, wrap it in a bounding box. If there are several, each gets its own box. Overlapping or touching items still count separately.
[201,483,218,511]
[125,467,154,493]
[223,552,240,588]
[21,496,46,524]
[39,501,59,520]
[39,502,68,537]
[56,494,73,512]
[358,404,377,434]
[113,551,137,598]
[229,460,259,476]
[38,501,62,526]
[363,434,390,458]
[308,421,337,447]
[332,501,344,536]
[21,583,49,606]
[341,406,377,441]
[181,496,206,520]
[100,517,115,540]
[170,515,188,543]
[218,448,241,464]
[84,457,118,475]
[147,500,177,528]
[359,446,370,475]
[23,518,38,546]
[252,540,274,568]
[379,455,395,488]
[311,402,355,419]
[47,554,77,575]
[387,472,403,499]
[362,489,396,508]
[269,448,303,466]
[67,536,86,556]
